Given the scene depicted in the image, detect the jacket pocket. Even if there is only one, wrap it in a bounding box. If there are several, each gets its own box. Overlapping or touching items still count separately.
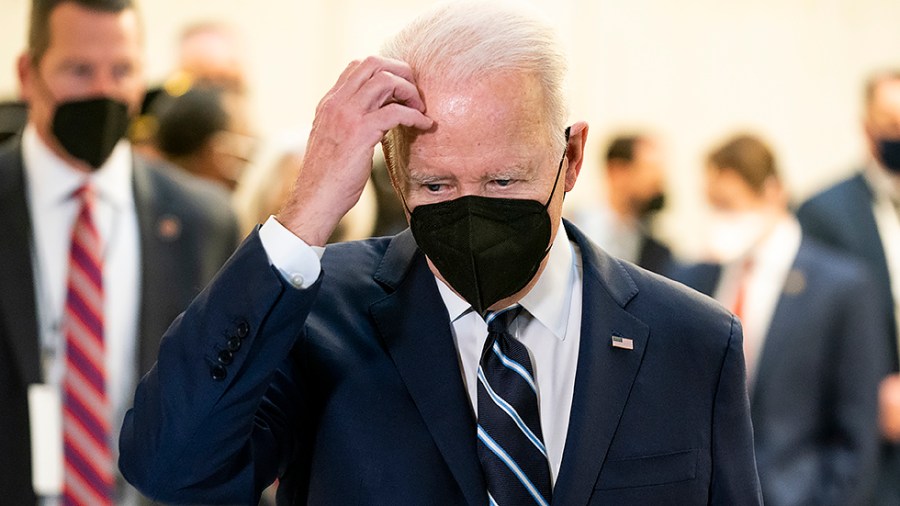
[595,449,699,490]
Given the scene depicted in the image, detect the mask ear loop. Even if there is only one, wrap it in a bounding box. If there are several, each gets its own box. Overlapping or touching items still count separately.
[542,126,571,209]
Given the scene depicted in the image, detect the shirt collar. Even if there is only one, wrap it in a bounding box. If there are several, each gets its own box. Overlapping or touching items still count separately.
[864,159,900,204]
[435,219,575,340]
[728,214,801,274]
[22,123,134,209]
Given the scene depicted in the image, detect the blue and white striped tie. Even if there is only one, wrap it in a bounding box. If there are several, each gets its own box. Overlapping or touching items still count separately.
[477,305,552,506]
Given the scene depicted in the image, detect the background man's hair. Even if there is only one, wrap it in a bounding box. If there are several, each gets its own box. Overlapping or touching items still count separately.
[29,0,135,63]
[707,134,778,192]
[605,134,654,166]
[153,86,229,158]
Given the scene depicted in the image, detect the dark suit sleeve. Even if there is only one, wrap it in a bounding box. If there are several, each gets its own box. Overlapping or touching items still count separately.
[119,230,320,504]
[710,316,764,505]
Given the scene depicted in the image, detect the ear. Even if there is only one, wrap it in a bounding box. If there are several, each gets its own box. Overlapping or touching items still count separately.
[564,121,588,191]
[17,53,34,102]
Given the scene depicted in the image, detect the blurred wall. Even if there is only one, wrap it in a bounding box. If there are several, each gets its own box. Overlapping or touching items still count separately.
[2,0,899,256]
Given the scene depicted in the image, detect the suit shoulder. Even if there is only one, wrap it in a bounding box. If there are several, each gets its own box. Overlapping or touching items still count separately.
[321,237,394,285]
[797,236,875,287]
[138,156,236,230]
[622,260,734,335]
[797,173,864,217]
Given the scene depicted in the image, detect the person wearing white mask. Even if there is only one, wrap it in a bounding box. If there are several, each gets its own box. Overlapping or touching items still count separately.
[673,133,889,506]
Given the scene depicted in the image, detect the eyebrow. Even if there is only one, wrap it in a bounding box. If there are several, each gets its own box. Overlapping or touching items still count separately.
[406,162,536,184]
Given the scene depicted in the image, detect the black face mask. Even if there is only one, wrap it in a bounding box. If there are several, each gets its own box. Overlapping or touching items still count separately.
[408,129,569,315]
[876,138,900,174]
[52,97,130,170]
[638,192,666,219]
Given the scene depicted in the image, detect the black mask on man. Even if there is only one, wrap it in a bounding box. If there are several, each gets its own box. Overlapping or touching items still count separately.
[52,97,130,169]
[638,192,666,219]
[876,137,900,174]
[409,128,569,315]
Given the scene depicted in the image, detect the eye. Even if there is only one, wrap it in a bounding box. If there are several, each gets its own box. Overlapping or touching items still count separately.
[70,63,93,79]
[112,63,135,80]
[425,183,443,193]
[494,179,512,187]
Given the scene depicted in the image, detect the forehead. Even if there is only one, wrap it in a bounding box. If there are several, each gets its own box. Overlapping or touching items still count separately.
[43,3,142,62]
[869,79,900,116]
[407,71,553,173]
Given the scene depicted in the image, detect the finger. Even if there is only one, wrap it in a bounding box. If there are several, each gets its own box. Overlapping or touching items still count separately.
[365,103,433,137]
[354,69,427,112]
[344,56,418,96]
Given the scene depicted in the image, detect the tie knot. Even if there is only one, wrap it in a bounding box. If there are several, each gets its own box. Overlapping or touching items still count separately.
[73,183,97,204]
[486,304,523,335]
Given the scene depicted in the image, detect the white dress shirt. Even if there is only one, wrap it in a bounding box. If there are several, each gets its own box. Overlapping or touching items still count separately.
[713,216,801,381]
[23,125,141,505]
[258,216,584,486]
[865,162,900,364]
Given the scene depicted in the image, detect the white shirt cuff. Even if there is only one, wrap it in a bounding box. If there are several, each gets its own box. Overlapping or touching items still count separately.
[258,215,324,289]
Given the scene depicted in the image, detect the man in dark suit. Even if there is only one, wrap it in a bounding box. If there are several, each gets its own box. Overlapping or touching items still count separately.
[0,0,238,504]
[120,2,761,504]
[673,134,888,505]
[797,71,900,505]
[569,133,673,275]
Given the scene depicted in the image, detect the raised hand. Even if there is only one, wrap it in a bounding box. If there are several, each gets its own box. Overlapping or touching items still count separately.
[277,56,433,246]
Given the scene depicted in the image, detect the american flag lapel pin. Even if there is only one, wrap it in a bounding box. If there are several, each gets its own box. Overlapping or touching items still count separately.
[611,335,634,350]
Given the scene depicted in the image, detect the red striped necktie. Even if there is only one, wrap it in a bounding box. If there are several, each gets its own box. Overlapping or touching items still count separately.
[62,184,113,505]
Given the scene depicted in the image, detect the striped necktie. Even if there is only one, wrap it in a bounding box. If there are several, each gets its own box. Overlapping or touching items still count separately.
[62,184,113,505]
[476,305,552,506]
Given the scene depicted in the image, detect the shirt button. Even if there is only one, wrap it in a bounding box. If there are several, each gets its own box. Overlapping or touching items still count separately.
[289,273,305,288]
[211,365,227,381]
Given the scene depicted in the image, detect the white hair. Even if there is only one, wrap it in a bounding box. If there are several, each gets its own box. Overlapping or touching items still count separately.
[380,0,569,175]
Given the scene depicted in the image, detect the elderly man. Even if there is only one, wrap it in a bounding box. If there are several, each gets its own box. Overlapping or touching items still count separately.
[119,2,761,504]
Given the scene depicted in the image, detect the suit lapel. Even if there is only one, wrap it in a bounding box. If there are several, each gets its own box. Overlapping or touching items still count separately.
[750,241,808,403]
[370,231,487,506]
[132,159,173,374]
[0,143,42,386]
[552,223,650,505]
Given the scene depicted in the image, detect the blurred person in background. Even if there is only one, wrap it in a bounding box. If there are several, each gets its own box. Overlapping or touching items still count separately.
[673,133,887,506]
[232,134,378,240]
[0,0,239,504]
[152,84,256,191]
[132,21,251,161]
[797,70,900,506]
[567,133,672,274]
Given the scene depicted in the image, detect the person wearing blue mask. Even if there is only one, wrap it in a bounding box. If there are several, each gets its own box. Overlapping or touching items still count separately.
[798,71,900,506]
[119,2,762,504]
[0,1,239,504]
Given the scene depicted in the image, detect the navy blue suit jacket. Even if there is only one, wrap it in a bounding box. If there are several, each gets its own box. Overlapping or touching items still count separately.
[672,236,888,506]
[119,222,762,505]
[796,173,896,368]
[797,172,900,504]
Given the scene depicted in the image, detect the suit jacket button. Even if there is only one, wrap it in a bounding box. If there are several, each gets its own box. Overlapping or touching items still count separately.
[218,349,234,365]
[236,321,250,339]
[226,336,242,352]
[211,365,227,381]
